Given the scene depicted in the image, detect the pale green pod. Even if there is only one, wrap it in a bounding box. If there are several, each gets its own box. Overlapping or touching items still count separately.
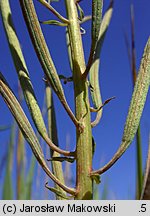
[90,1,114,127]
[0,0,72,156]
[0,0,47,135]
[91,0,103,49]
[91,37,150,175]
[84,0,103,77]
[45,84,66,200]
[20,0,79,128]
[0,0,66,166]
[122,37,150,143]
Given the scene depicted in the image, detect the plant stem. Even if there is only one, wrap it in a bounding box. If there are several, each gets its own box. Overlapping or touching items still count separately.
[65,0,93,199]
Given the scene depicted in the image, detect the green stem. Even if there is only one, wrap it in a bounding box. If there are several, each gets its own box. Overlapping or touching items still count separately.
[65,0,93,199]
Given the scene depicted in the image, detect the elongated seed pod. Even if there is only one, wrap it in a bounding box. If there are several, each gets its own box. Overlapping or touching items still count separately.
[0,73,75,195]
[0,0,74,156]
[83,0,103,77]
[0,0,47,141]
[45,84,66,200]
[91,37,150,175]
[20,0,79,128]
[92,0,103,49]
[90,1,114,127]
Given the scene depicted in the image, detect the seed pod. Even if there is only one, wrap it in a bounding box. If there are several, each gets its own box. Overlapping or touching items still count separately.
[91,37,150,175]
[83,0,103,78]
[20,0,79,128]
[0,73,75,195]
[92,0,103,49]
[90,1,114,127]
[0,0,73,156]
